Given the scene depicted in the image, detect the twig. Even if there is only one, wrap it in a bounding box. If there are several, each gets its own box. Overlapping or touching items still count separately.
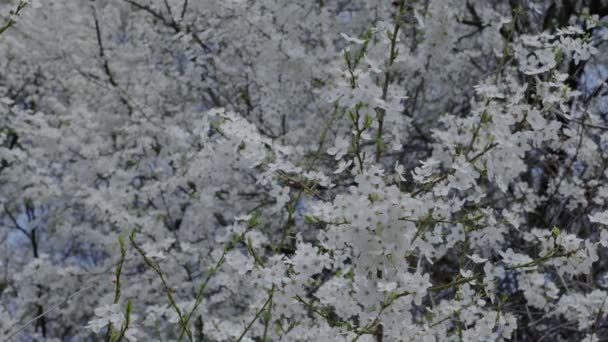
[130,231,193,342]
[0,0,28,36]
[235,293,274,342]
[4,285,97,340]
[375,0,407,162]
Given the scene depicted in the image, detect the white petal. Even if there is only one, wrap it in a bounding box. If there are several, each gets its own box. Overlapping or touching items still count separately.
[467,254,488,263]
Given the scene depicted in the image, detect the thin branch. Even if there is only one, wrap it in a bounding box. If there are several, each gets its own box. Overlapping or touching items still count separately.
[91,5,134,115]
[4,285,97,340]
[0,0,28,36]
[375,0,407,162]
[235,293,273,342]
[3,205,30,238]
[180,0,188,20]
[130,232,193,342]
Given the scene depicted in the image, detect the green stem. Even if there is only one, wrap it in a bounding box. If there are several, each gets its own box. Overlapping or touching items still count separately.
[0,0,28,36]
[235,293,274,342]
[262,286,274,342]
[130,231,193,342]
[105,235,128,342]
[375,0,407,162]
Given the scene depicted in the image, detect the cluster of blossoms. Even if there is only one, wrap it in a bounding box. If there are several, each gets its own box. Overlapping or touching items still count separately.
[3,0,608,341]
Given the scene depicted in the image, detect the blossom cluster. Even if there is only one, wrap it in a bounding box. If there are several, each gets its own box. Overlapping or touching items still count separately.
[2,0,608,341]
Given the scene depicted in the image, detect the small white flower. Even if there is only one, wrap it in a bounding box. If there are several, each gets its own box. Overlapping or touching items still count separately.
[377,281,397,292]
[207,107,226,117]
[226,250,254,275]
[333,159,352,174]
[412,158,440,183]
[145,250,166,260]
[327,137,349,160]
[473,84,504,99]
[340,32,365,45]
[394,162,406,182]
[360,132,373,140]
[93,303,122,319]
[460,269,474,278]
[87,304,125,333]
[600,230,608,248]
[86,318,109,334]
[124,327,138,341]
[365,56,382,73]
[467,254,488,264]
[589,211,608,225]
[582,333,600,342]
[0,97,14,106]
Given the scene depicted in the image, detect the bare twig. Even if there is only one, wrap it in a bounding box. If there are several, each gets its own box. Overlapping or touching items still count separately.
[4,285,97,340]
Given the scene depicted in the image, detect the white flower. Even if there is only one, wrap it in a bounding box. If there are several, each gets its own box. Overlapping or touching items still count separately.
[582,333,600,342]
[460,269,473,278]
[365,56,382,73]
[86,304,124,333]
[589,211,608,225]
[207,107,226,117]
[327,137,349,160]
[601,230,608,248]
[0,97,14,106]
[400,272,431,305]
[377,281,397,292]
[412,158,440,183]
[141,239,174,260]
[145,250,166,260]
[499,249,534,268]
[86,318,109,334]
[94,303,123,322]
[340,32,365,45]
[124,327,138,341]
[291,239,329,281]
[226,250,254,275]
[501,209,520,230]
[394,162,406,182]
[474,84,504,99]
[333,159,352,174]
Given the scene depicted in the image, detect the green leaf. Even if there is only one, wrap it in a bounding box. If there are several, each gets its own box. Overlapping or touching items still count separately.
[304,215,319,224]
[248,213,262,228]
[125,160,136,169]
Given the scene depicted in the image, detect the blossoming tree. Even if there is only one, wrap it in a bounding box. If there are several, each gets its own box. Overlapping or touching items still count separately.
[2,0,608,341]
